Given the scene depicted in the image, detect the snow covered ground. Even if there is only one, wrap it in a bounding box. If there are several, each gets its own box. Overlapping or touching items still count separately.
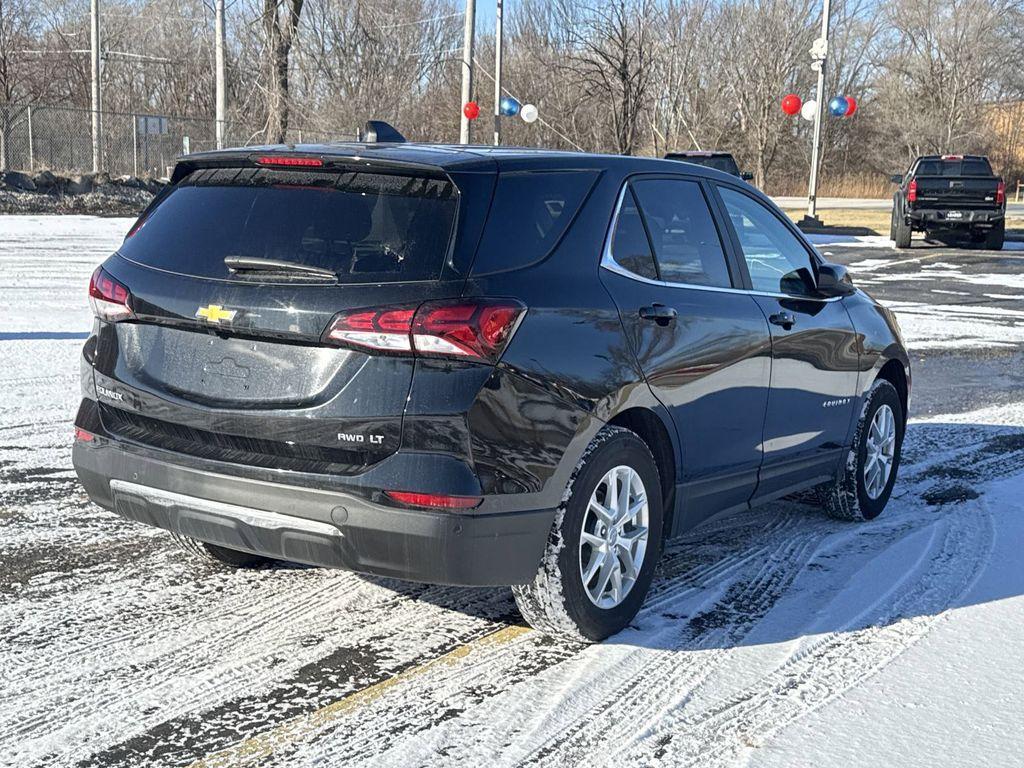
[1,216,1023,767]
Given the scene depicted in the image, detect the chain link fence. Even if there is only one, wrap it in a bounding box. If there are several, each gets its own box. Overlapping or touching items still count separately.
[0,103,356,178]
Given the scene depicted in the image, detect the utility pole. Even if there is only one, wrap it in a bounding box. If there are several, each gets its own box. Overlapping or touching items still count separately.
[804,0,830,224]
[215,0,226,149]
[459,0,476,144]
[493,0,503,146]
[90,0,101,173]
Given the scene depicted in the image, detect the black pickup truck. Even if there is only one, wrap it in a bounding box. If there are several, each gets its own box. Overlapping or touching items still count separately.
[890,155,1006,249]
[665,151,754,181]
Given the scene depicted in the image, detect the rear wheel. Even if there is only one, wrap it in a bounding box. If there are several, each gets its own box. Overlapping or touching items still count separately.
[985,221,1005,250]
[820,379,903,522]
[512,426,664,642]
[169,531,275,568]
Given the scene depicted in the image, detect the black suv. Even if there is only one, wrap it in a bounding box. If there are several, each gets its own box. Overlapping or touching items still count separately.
[73,137,910,641]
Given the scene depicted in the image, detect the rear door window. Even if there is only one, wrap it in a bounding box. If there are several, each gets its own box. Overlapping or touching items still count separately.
[632,178,733,288]
[119,167,458,282]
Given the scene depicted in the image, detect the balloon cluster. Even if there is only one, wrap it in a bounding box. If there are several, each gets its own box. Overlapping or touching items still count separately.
[780,93,858,120]
[463,100,539,124]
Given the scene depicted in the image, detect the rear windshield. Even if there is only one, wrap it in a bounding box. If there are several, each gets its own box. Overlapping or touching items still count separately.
[915,158,993,177]
[119,167,458,282]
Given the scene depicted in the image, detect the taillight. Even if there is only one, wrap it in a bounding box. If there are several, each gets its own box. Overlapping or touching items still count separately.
[384,490,482,510]
[996,180,1006,206]
[907,179,917,203]
[323,299,525,363]
[74,426,95,443]
[89,266,134,322]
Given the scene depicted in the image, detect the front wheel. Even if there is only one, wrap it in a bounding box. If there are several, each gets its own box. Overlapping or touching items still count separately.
[820,379,904,521]
[512,426,664,642]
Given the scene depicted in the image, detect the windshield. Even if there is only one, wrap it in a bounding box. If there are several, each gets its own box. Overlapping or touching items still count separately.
[119,167,459,282]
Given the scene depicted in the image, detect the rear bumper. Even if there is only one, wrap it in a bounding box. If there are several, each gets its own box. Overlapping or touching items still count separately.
[73,437,554,586]
[908,207,1004,227]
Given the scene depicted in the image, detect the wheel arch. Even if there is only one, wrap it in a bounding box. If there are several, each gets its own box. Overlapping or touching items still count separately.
[607,406,678,538]
[876,357,909,426]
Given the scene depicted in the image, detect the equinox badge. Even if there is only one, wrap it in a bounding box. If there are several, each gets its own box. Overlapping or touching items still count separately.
[196,304,237,324]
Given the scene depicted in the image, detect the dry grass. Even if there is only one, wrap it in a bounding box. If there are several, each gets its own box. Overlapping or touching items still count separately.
[781,207,1024,235]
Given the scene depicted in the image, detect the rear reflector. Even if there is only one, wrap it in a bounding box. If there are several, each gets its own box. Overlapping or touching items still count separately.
[323,299,525,363]
[89,266,134,322]
[74,426,95,442]
[254,155,324,168]
[385,491,482,510]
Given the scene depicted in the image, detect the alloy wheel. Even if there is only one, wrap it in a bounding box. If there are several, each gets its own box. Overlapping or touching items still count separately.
[579,465,650,609]
[864,403,896,499]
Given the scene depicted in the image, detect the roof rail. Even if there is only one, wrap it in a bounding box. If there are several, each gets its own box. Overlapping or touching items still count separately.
[361,121,407,143]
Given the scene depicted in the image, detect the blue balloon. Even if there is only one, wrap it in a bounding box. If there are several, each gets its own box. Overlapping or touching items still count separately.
[828,96,849,117]
[499,97,521,117]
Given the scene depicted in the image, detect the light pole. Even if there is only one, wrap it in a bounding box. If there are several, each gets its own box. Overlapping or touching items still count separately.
[804,0,831,224]
[90,0,101,173]
[493,0,504,145]
[459,0,476,144]
[215,0,226,149]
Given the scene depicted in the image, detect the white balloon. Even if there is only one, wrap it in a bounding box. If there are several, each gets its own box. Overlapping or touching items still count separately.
[520,103,539,124]
[800,100,818,122]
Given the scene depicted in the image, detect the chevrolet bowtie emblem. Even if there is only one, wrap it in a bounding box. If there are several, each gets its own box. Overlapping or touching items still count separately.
[195,304,237,324]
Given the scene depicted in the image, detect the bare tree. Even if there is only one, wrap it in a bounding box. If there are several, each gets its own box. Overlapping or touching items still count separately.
[261,0,304,142]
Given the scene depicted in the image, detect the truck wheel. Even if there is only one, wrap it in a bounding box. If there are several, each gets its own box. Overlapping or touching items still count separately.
[892,206,912,249]
[169,531,275,568]
[819,379,904,522]
[986,221,1005,250]
[512,426,664,642]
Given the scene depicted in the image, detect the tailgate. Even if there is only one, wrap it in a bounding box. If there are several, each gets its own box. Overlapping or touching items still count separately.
[914,176,1000,208]
[90,162,468,475]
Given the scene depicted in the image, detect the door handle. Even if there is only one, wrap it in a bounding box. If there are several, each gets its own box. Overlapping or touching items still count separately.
[769,311,796,330]
[639,304,678,325]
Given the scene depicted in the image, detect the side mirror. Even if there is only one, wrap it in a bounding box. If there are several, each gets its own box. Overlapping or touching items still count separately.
[889,174,903,184]
[740,171,754,181]
[817,262,856,297]
[780,266,817,296]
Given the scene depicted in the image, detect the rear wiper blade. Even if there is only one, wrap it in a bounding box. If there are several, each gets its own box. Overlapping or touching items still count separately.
[224,256,336,279]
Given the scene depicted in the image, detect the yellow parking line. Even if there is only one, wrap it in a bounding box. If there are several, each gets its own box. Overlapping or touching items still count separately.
[187,624,531,768]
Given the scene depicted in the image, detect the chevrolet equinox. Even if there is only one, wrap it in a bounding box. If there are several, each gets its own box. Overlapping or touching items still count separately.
[73,132,910,641]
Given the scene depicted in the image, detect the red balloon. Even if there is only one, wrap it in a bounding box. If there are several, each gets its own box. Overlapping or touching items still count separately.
[781,94,802,116]
[463,101,480,120]
[844,96,858,117]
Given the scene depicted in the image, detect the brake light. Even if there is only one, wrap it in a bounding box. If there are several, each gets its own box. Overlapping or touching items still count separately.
[996,180,1006,205]
[88,266,134,322]
[941,154,963,160]
[384,491,482,510]
[907,179,917,203]
[323,299,525,362]
[254,155,324,168]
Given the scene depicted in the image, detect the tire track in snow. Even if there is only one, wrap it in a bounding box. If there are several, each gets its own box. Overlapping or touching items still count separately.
[629,496,995,767]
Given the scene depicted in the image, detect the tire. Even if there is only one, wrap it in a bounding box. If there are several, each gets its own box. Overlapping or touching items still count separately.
[892,201,912,249]
[169,531,274,568]
[985,221,1005,251]
[512,426,664,642]
[820,379,904,522]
